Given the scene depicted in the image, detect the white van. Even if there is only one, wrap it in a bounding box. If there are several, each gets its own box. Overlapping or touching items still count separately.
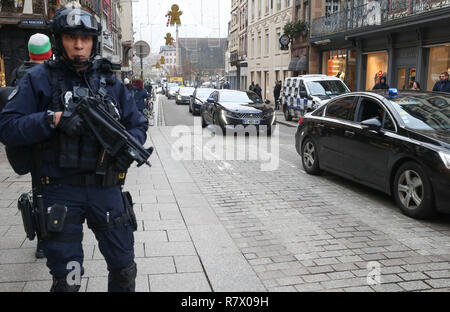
[282,75,351,121]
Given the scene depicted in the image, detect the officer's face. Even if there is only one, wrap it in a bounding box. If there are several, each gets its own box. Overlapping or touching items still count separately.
[61,34,93,61]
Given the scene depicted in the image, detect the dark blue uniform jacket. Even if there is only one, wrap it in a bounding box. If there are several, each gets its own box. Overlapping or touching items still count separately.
[0,61,149,178]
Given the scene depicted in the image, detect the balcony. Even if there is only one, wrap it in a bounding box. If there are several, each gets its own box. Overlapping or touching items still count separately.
[311,0,450,38]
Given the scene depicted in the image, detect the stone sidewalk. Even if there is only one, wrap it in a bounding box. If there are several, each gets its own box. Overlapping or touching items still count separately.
[0,129,265,292]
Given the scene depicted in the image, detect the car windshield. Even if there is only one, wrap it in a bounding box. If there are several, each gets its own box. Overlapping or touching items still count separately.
[169,86,179,91]
[196,89,215,100]
[306,80,349,96]
[179,88,195,95]
[219,91,262,103]
[389,95,450,132]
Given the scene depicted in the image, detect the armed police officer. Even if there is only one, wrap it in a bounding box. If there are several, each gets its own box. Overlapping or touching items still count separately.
[0,3,149,292]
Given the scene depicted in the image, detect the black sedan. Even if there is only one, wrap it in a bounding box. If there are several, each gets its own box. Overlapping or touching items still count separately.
[176,87,195,105]
[295,90,450,219]
[189,88,215,115]
[201,90,276,135]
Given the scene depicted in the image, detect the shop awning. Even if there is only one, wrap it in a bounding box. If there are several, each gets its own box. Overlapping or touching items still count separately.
[288,57,300,71]
[296,56,309,72]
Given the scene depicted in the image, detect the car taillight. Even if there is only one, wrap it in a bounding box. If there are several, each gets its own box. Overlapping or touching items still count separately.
[298,117,305,125]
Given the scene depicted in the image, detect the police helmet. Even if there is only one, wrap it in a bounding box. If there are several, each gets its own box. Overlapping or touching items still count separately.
[49,5,102,66]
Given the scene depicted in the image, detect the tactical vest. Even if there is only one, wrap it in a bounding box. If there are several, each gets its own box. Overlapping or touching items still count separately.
[41,59,119,172]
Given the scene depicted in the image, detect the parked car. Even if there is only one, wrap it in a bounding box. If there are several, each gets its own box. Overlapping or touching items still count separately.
[165,83,178,98]
[201,90,276,135]
[189,88,215,115]
[295,89,450,219]
[176,87,195,105]
[283,75,350,121]
[167,85,180,99]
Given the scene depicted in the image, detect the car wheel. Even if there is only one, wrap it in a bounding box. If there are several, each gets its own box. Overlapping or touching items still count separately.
[393,162,435,219]
[301,138,321,175]
[284,106,292,121]
[201,113,207,128]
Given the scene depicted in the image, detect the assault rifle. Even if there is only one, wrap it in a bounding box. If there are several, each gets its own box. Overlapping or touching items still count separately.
[69,87,153,168]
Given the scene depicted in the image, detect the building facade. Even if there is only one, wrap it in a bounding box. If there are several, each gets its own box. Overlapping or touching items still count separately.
[0,0,57,86]
[119,0,133,80]
[309,0,450,91]
[178,37,227,83]
[288,0,319,77]
[0,0,122,86]
[100,0,121,60]
[159,45,177,77]
[247,0,293,102]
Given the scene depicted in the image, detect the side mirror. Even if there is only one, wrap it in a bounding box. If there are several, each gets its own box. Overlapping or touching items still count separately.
[361,118,382,132]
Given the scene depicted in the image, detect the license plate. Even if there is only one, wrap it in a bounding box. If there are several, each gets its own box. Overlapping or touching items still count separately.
[243,119,260,125]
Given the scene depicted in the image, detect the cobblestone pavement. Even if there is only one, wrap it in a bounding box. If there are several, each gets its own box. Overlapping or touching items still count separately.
[155,106,450,292]
[0,96,449,291]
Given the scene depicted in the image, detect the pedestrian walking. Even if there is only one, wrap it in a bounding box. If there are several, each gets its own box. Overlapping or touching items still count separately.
[373,77,389,90]
[132,79,148,114]
[0,3,148,292]
[432,72,450,93]
[274,81,281,110]
[249,81,255,91]
[253,83,262,98]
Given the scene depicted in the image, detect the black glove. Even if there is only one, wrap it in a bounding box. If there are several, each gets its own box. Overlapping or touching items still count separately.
[57,114,85,137]
[114,152,134,172]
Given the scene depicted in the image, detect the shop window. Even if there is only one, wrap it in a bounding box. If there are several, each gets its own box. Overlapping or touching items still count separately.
[323,50,347,80]
[427,45,450,91]
[365,51,389,90]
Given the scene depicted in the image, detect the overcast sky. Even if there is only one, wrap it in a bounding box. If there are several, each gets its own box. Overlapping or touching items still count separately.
[132,0,231,53]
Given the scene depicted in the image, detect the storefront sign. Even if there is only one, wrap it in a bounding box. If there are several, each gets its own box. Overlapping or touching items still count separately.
[21,18,45,27]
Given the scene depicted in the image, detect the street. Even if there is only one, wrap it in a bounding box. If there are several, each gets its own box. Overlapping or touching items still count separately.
[0,94,449,292]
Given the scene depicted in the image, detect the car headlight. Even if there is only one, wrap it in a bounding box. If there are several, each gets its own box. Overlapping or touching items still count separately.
[439,151,450,170]
[220,110,228,124]
[194,99,202,105]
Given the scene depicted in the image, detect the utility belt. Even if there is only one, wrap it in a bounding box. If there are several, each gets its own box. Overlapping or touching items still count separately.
[17,191,137,243]
[40,172,126,187]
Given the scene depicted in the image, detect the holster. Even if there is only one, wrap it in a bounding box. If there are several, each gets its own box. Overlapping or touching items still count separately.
[122,191,137,232]
[35,194,50,240]
[17,193,36,241]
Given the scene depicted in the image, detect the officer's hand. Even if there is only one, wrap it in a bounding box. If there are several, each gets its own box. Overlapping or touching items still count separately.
[54,112,63,127]
[115,152,134,172]
[57,114,85,137]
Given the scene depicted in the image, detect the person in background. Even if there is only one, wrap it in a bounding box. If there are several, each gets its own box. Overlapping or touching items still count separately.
[10,33,53,259]
[373,76,389,90]
[11,33,53,87]
[432,72,450,93]
[249,81,255,91]
[123,78,132,92]
[411,81,421,91]
[132,79,148,113]
[253,83,262,98]
[273,80,281,110]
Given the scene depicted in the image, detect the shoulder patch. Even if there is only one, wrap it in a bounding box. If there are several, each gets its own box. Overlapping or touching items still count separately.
[8,86,20,101]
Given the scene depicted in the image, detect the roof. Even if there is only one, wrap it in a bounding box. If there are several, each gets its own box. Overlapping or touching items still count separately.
[285,75,343,82]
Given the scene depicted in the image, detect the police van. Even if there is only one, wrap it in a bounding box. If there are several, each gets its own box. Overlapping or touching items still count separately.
[282,75,350,121]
